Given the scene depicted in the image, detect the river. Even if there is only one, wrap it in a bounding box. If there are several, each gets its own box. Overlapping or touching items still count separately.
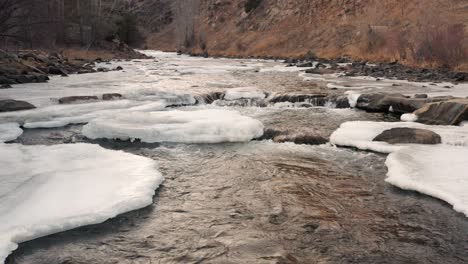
[2,51,467,264]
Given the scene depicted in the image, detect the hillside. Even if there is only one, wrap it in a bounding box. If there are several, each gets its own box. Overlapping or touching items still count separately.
[140,0,468,70]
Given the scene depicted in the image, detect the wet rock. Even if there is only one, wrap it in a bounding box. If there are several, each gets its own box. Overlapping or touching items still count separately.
[97,67,109,72]
[0,99,36,112]
[1,84,12,89]
[414,94,428,99]
[273,133,328,145]
[373,127,442,145]
[297,62,313,67]
[102,93,123,100]
[269,94,327,105]
[356,93,406,112]
[58,96,99,104]
[414,99,468,125]
[115,66,123,71]
[386,97,428,114]
[48,66,68,76]
[195,92,225,104]
[0,76,16,84]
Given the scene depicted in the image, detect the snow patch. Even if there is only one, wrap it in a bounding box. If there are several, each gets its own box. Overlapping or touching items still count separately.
[401,113,418,122]
[0,123,22,142]
[0,143,164,262]
[82,109,264,143]
[386,145,468,217]
[330,121,468,217]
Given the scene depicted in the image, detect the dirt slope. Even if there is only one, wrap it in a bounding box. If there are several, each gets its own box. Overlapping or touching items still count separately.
[141,0,468,70]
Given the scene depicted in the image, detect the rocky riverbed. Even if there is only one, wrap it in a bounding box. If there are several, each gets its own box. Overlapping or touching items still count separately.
[1,51,467,264]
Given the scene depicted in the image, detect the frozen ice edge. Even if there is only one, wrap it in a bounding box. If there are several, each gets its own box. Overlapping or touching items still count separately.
[0,143,164,263]
[330,121,468,217]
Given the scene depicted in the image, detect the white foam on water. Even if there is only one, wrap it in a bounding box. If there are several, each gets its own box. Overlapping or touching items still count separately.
[386,145,468,217]
[0,123,22,142]
[224,87,266,100]
[330,121,468,217]
[82,109,264,143]
[0,143,164,263]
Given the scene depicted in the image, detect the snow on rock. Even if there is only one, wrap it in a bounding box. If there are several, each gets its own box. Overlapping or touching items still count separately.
[82,109,264,143]
[386,145,468,217]
[330,121,468,153]
[401,113,418,122]
[331,121,468,217]
[0,123,22,142]
[224,87,266,100]
[0,143,164,263]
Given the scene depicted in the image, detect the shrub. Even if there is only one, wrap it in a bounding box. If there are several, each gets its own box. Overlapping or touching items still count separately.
[414,23,466,68]
[244,0,262,13]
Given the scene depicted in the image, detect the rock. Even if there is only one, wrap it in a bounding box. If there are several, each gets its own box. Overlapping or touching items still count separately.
[414,99,468,125]
[356,93,405,112]
[414,94,428,99]
[48,66,68,76]
[115,66,123,71]
[195,92,225,104]
[373,127,441,145]
[273,133,328,145]
[385,97,428,114]
[58,96,99,104]
[0,76,16,85]
[0,99,36,112]
[97,67,109,72]
[1,84,12,89]
[269,94,327,105]
[102,93,123,100]
[297,62,313,67]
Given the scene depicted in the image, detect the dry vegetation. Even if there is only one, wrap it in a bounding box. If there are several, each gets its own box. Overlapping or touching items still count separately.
[144,0,468,71]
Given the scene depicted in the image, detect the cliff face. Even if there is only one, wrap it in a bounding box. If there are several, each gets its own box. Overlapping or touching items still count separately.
[141,0,468,69]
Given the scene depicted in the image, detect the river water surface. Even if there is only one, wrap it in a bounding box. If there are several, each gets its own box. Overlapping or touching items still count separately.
[2,51,467,264]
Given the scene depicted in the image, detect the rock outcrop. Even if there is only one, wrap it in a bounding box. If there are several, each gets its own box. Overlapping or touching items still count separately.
[0,99,36,112]
[414,99,468,126]
[373,127,442,145]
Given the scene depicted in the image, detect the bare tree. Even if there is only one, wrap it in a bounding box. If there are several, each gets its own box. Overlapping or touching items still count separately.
[172,0,200,49]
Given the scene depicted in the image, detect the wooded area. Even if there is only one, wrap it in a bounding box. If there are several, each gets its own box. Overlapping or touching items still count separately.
[0,0,142,49]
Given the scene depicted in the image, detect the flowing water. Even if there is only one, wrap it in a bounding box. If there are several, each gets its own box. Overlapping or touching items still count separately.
[2,51,467,263]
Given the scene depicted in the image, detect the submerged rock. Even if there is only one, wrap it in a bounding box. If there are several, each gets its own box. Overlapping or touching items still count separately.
[0,99,36,112]
[414,99,468,126]
[373,127,441,145]
[102,93,123,100]
[58,96,99,104]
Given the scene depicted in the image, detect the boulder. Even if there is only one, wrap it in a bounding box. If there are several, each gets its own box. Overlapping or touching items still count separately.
[58,96,99,104]
[414,99,468,125]
[373,127,441,145]
[356,93,406,112]
[1,84,12,89]
[0,99,36,112]
[48,66,68,76]
[273,133,328,145]
[102,93,123,100]
[269,94,327,105]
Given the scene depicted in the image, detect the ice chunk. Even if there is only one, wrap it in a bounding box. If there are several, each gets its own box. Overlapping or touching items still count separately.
[0,123,22,142]
[331,121,468,217]
[83,109,264,143]
[0,143,163,262]
[386,145,468,217]
[330,121,468,153]
[224,87,266,100]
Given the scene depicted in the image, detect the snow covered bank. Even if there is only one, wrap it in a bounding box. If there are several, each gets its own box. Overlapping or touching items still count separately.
[0,123,22,142]
[83,109,264,143]
[0,143,163,263]
[330,121,468,217]
[386,145,468,217]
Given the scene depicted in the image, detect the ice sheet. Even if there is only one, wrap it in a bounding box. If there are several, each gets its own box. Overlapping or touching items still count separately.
[82,109,264,143]
[0,123,22,142]
[0,143,164,263]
